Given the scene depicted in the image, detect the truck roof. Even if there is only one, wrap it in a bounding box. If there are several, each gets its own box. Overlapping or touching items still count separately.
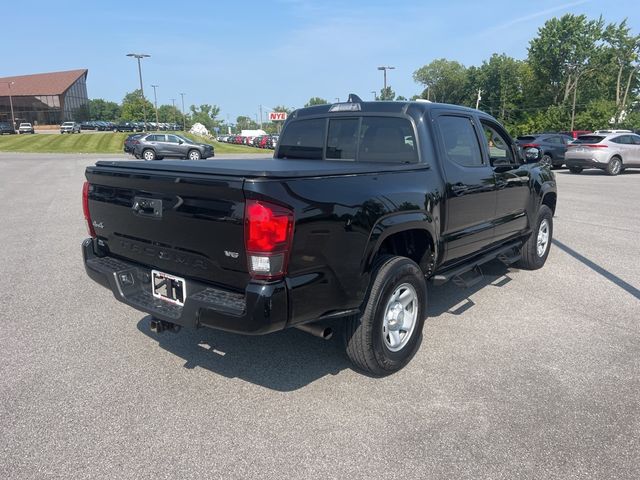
[292,100,480,119]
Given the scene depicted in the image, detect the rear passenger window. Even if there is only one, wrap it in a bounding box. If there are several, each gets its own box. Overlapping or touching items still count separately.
[436,116,483,167]
[277,118,325,159]
[327,118,359,160]
[359,117,417,163]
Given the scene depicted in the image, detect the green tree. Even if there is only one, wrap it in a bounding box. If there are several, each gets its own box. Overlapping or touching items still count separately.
[379,86,396,101]
[121,90,154,122]
[88,99,121,121]
[272,105,293,114]
[236,115,258,131]
[603,20,640,125]
[413,58,470,104]
[189,104,221,131]
[475,54,529,123]
[528,14,604,106]
[157,104,182,124]
[304,97,328,107]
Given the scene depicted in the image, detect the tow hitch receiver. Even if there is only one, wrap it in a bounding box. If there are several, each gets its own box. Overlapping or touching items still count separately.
[149,318,181,334]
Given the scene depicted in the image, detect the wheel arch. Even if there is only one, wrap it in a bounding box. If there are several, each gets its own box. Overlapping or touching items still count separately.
[364,212,437,277]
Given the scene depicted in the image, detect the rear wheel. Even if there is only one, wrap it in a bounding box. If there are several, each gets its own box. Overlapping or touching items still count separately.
[540,154,552,167]
[516,205,553,270]
[606,156,622,176]
[142,149,156,161]
[344,256,427,376]
[569,166,583,174]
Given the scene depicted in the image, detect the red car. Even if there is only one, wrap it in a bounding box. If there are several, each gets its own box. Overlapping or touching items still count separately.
[560,130,591,139]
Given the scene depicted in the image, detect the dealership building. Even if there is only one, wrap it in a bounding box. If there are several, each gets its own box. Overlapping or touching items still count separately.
[0,69,88,126]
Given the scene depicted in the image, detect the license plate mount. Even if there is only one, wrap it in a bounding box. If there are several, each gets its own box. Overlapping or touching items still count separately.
[151,270,186,306]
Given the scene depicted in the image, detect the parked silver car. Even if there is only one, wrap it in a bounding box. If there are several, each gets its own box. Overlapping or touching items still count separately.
[565,132,640,175]
[60,121,81,134]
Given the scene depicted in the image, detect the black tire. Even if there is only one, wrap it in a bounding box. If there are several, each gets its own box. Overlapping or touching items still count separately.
[606,156,622,176]
[540,154,552,167]
[188,149,201,160]
[344,256,427,376]
[142,149,156,161]
[569,166,583,174]
[516,205,553,270]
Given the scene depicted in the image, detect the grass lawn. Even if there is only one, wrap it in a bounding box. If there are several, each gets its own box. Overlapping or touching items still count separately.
[0,131,266,155]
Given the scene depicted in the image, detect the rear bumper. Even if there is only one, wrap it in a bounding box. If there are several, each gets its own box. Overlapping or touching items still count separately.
[82,238,288,335]
[565,157,607,169]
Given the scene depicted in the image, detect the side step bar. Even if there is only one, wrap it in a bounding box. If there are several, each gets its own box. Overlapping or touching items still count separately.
[431,241,522,287]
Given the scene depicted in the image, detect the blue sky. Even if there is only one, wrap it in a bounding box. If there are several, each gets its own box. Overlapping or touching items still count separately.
[4,0,640,122]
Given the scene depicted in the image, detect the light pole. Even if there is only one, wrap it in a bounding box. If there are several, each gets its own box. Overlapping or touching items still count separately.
[170,98,176,127]
[377,65,395,93]
[371,90,377,100]
[151,84,159,131]
[180,93,186,131]
[0,81,16,131]
[335,97,340,103]
[126,53,150,130]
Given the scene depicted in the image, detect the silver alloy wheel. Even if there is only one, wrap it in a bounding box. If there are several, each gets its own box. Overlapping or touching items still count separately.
[610,158,622,175]
[541,154,552,167]
[189,150,201,160]
[143,150,155,161]
[536,219,550,257]
[382,283,418,352]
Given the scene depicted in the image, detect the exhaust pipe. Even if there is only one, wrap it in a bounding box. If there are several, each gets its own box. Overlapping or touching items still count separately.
[294,322,333,340]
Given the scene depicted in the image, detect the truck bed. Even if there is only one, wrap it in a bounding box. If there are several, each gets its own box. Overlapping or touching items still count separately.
[92,158,428,178]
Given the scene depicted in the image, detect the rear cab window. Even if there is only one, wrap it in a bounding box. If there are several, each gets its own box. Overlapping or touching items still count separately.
[277,116,418,163]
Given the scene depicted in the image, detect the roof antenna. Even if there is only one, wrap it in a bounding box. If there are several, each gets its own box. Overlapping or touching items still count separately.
[347,93,363,103]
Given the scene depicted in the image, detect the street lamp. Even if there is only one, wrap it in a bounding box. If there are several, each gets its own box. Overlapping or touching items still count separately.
[377,65,395,92]
[126,53,150,130]
[0,81,16,131]
[180,93,186,131]
[371,90,377,100]
[151,84,159,131]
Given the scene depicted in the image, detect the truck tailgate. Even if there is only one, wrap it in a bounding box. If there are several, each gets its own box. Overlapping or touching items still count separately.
[85,167,249,290]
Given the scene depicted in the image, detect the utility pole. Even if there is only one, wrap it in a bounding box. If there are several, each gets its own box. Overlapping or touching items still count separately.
[170,98,176,127]
[0,81,16,130]
[475,88,482,109]
[377,65,396,92]
[259,105,263,129]
[126,53,150,130]
[151,84,159,131]
[180,92,186,131]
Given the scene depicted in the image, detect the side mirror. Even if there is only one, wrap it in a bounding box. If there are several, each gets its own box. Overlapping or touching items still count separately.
[178,140,184,144]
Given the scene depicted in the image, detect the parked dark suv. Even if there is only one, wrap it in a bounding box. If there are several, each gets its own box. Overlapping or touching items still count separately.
[0,122,15,134]
[133,133,214,160]
[515,133,574,168]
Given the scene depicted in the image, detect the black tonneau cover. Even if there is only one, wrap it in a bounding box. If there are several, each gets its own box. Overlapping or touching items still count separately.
[92,158,428,179]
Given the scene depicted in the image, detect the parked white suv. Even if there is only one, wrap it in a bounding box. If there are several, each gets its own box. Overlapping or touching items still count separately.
[565,132,640,175]
[18,123,35,134]
[60,122,81,134]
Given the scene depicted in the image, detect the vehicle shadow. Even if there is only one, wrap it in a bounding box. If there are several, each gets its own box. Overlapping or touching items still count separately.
[428,260,514,318]
[136,260,516,391]
[136,316,351,392]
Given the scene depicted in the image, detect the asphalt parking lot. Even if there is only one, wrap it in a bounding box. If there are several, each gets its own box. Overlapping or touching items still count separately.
[1,152,638,479]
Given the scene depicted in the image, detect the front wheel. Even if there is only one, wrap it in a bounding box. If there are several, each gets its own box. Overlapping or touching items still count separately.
[188,149,201,160]
[344,256,427,376]
[516,205,553,270]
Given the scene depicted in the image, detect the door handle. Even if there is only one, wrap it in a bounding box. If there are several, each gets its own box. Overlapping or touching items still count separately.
[451,183,466,195]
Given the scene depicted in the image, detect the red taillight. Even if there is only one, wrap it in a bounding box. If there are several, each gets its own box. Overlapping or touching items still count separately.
[82,181,96,238]
[245,199,294,280]
[585,144,608,148]
[522,143,540,148]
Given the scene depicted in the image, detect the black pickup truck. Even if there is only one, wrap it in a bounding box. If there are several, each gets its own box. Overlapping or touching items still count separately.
[82,97,557,375]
